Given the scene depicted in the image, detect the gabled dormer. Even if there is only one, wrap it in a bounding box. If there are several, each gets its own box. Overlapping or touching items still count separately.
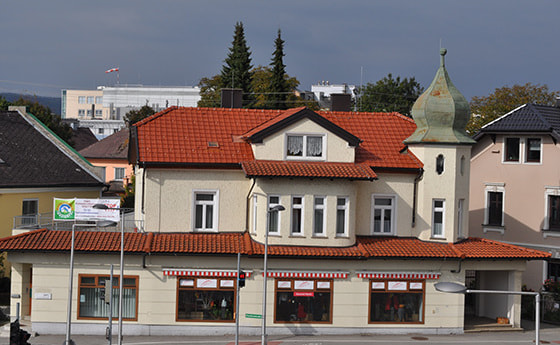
[243,107,362,163]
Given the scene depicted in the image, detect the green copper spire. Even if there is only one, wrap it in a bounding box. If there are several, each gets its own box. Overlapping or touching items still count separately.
[404,48,475,145]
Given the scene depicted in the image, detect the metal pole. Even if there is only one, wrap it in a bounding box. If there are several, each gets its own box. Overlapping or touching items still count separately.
[118,212,124,345]
[235,252,240,345]
[107,264,113,345]
[535,293,540,345]
[64,224,76,345]
[261,212,269,345]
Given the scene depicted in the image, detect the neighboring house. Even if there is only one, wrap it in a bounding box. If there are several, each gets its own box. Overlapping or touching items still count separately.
[79,128,132,195]
[469,101,560,290]
[0,51,549,337]
[0,106,106,274]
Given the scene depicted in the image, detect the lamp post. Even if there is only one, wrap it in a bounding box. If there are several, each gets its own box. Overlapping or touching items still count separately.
[93,204,128,345]
[434,282,541,345]
[65,221,117,345]
[261,205,285,345]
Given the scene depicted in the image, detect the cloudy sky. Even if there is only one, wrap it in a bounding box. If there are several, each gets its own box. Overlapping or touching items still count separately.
[1,1,559,101]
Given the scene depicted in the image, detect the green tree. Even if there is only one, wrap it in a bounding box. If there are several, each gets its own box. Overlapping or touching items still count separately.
[467,83,560,134]
[356,74,424,116]
[220,22,253,106]
[0,96,10,111]
[125,105,155,126]
[268,29,290,110]
[12,97,74,144]
[198,75,222,108]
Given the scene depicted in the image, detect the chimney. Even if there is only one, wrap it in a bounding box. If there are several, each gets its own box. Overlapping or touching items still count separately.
[221,88,243,108]
[330,93,352,112]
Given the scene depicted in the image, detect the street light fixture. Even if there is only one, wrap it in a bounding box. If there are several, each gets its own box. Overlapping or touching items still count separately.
[93,204,128,345]
[262,205,285,345]
[65,220,117,345]
[434,282,541,345]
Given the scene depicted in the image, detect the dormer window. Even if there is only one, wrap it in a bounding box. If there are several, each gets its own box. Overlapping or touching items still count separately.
[286,134,324,159]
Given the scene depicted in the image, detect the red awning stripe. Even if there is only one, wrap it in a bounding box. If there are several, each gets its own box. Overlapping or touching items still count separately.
[163,269,253,278]
[356,272,440,279]
[265,271,349,279]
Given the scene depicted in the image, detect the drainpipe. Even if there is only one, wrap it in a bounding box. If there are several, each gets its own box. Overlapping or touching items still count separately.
[411,168,424,227]
[245,178,257,232]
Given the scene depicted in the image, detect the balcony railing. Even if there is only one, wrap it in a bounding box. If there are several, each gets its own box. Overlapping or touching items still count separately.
[13,212,144,233]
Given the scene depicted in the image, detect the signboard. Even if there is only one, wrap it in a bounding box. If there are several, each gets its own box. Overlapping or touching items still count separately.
[293,291,314,297]
[245,313,262,319]
[53,198,120,222]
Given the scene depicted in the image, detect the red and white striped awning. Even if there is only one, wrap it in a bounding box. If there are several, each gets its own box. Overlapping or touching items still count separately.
[163,269,253,278]
[265,271,349,279]
[356,272,440,280]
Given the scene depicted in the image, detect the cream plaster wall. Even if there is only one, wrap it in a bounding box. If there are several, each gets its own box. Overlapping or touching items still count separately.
[63,90,108,120]
[252,118,355,163]
[87,158,133,183]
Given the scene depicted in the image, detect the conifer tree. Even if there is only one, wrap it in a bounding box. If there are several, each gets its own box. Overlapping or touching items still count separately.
[269,29,290,109]
[220,22,253,106]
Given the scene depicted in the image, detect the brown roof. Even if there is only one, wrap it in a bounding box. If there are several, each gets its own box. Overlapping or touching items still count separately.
[0,229,550,260]
[80,128,129,159]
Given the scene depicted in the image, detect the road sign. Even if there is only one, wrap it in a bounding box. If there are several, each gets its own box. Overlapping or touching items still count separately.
[245,313,262,319]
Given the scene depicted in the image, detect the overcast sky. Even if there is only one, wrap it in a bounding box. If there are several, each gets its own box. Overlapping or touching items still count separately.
[1,1,559,101]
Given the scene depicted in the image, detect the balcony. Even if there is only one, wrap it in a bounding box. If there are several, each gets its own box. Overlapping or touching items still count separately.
[13,212,144,233]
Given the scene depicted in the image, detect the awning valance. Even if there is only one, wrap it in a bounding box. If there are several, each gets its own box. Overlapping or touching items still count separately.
[163,269,253,278]
[265,270,349,279]
[357,272,440,280]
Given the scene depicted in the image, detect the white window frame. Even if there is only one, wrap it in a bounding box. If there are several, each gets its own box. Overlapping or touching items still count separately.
[313,196,326,237]
[78,109,85,117]
[114,167,125,181]
[21,198,39,225]
[524,137,542,164]
[252,194,258,234]
[87,96,94,104]
[371,194,397,235]
[285,133,326,160]
[290,195,304,236]
[78,96,86,104]
[483,183,505,234]
[544,187,560,231]
[432,199,445,238]
[268,195,281,235]
[95,96,103,104]
[457,198,465,238]
[192,190,219,232]
[503,137,521,163]
[336,196,349,237]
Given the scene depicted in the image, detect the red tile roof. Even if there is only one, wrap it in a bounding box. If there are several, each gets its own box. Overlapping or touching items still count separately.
[133,107,422,170]
[0,230,550,260]
[241,160,377,180]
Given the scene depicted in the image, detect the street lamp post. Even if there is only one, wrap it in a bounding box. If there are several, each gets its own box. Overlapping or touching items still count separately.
[93,204,128,345]
[65,221,116,345]
[434,282,541,345]
[261,205,285,345]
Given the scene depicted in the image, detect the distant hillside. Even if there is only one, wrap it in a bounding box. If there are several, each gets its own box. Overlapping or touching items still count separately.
[1,93,61,115]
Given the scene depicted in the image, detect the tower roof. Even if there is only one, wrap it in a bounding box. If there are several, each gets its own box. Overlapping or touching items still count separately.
[404,49,475,145]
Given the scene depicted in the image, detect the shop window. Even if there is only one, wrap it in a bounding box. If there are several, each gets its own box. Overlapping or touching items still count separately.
[504,138,520,162]
[177,277,235,322]
[78,274,138,320]
[275,279,332,323]
[369,280,424,324]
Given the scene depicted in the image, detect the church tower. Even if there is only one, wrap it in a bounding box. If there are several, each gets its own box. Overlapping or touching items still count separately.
[405,48,475,243]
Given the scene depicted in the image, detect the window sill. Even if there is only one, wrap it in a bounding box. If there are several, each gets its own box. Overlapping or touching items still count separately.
[482,225,505,235]
[193,229,219,233]
[372,232,395,236]
[289,234,305,238]
[312,234,328,238]
[542,229,560,238]
[335,234,350,238]
[430,236,446,241]
[267,233,281,238]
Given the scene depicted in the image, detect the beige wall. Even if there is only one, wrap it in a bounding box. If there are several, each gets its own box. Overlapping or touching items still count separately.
[64,90,108,120]
[252,118,355,163]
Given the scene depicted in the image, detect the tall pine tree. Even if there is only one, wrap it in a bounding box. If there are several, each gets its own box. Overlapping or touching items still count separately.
[268,29,290,109]
[220,22,253,107]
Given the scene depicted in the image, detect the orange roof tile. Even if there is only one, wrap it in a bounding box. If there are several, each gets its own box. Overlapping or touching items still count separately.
[133,107,422,170]
[0,230,550,260]
[241,160,377,180]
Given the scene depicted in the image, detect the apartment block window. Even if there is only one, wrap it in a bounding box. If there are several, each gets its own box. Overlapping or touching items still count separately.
[21,199,38,225]
[313,196,326,236]
[372,195,395,235]
[286,134,324,159]
[291,196,303,235]
[268,195,281,234]
[432,199,445,238]
[177,277,235,322]
[548,195,560,230]
[193,191,218,231]
[487,192,503,226]
[78,96,86,104]
[526,138,541,163]
[95,109,103,117]
[78,109,85,117]
[87,109,93,116]
[504,138,520,162]
[78,275,137,320]
[114,167,125,181]
[87,96,94,104]
[95,96,103,104]
[336,197,348,236]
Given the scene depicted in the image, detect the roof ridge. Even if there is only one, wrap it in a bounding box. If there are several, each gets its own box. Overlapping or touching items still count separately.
[134,106,179,127]
[448,242,466,259]
[0,228,47,242]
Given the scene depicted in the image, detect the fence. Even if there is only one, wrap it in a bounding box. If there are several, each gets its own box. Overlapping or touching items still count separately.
[13,212,143,233]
